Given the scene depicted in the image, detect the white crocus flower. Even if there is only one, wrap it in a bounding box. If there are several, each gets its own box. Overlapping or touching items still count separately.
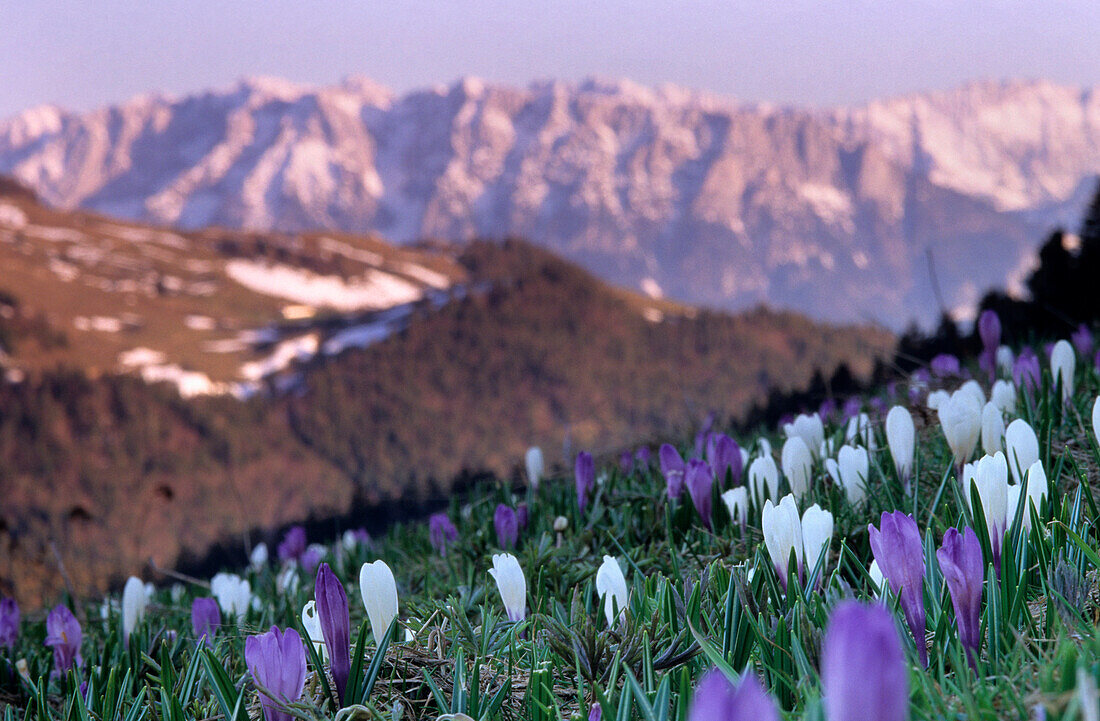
[981,402,1005,456]
[748,455,780,506]
[781,436,813,499]
[1009,460,1049,531]
[738,446,749,471]
[210,573,251,620]
[801,504,834,574]
[302,601,329,662]
[868,559,885,596]
[938,390,982,466]
[995,345,1015,377]
[991,380,1017,414]
[525,446,545,489]
[1093,396,1100,447]
[783,413,824,459]
[1050,340,1076,400]
[1004,419,1039,485]
[762,495,803,582]
[489,553,527,622]
[595,555,629,626]
[360,560,399,645]
[837,445,870,505]
[844,413,875,450]
[819,437,836,459]
[885,405,915,487]
[757,437,772,457]
[927,389,950,410]
[276,566,299,596]
[121,576,147,642]
[964,453,1009,544]
[721,487,749,528]
[959,380,987,408]
[249,542,269,570]
[824,457,840,486]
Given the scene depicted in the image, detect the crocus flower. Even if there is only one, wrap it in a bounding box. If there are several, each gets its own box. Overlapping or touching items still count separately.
[687,669,780,721]
[45,604,83,676]
[842,397,862,421]
[748,455,779,507]
[494,504,519,549]
[301,601,327,661]
[589,704,602,721]
[931,353,961,378]
[885,406,915,490]
[121,576,147,643]
[191,597,220,646]
[575,451,595,512]
[781,436,813,499]
[250,542,269,569]
[301,545,325,576]
[821,601,909,721]
[1004,419,1039,484]
[1051,340,1076,400]
[525,446,545,489]
[1094,396,1100,448]
[244,626,307,721]
[762,495,803,588]
[634,446,652,467]
[619,450,634,475]
[845,412,875,450]
[359,560,399,646]
[980,402,1005,456]
[0,597,19,648]
[595,555,629,625]
[837,445,870,505]
[516,503,529,529]
[996,346,1015,377]
[1013,347,1041,391]
[868,511,927,666]
[819,398,838,422]
[706,433,742,486]
[991,380,1017,414]
[659,444,686,499]
[341,529,371,552]
[1008,460,1048,531]
[211,573,251,620]
[936,527,984,669]
[964,452,1008,575]
[1072,324,1094,358]
[721,487,749,530]
[802,504,834,577]
[277,526,307,564]
[978,310,1001,352]
[685,459,714,529]
[489,553,527,622]
[938,390,982,467]
[784,412,825,458]
[428,513,458,556]
[315,563,350,699]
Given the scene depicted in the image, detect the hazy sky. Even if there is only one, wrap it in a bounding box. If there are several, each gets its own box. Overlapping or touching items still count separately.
[1,1,1098,118]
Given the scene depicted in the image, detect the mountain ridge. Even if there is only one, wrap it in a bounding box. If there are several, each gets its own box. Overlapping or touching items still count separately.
[3,75,1097,326]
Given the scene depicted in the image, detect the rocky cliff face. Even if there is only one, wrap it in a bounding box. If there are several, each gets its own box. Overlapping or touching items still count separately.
[3,76,1098,326]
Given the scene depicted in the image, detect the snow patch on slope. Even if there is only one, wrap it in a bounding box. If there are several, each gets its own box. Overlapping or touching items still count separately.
[224,259,424,311]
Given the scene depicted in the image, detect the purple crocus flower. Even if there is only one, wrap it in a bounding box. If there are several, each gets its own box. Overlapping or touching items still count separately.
[494,504,519,549]
[842,397,862,421]
[869,396,887,417]
[936,527,984,670]
[315,563,351,700]
[516,503,529,529]
[930,353,961,378]
[687,668,779,721]
[978,310,1001,352]
[191,597,221,647]
[44,604,83,676]
[619,450,634,475]
[1073,324,1094,358]
[277,526,307,563]
[575,451,595,512]
[693,412,716,457]
[244,626,308,721]
[659,444,686,499]
[685,459,715,530]
[819,398,838,422]
[301,547,323,576]
[706,433,742,487]
[1013,347,1041,391]
[429,513,459,556]
[0,597,19,648]
[588,703,602,721]
[634,446,652,467]
[821,601,909,721]
[868,511,927,667]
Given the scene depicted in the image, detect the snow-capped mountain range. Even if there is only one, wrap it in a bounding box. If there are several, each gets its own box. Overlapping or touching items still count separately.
[3,75,1099,327]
